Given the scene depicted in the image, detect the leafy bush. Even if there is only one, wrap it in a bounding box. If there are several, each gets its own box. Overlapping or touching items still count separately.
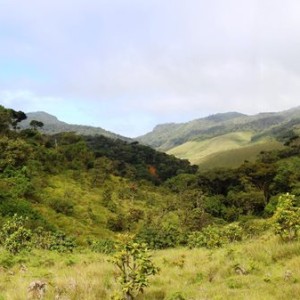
[222,223,243,242]
[90,239,116,254]
[107,214,127,232]
[187,223,244,249]
[240,217,270,238]
[273,193,300,242]
[32,228,76,252]
[111,235,159,300]
[136,226,184,249]
[188,225,225,249]
[0,214,32,254]
[48,198,74,215]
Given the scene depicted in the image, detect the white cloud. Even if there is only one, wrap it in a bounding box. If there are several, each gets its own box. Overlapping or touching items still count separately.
[1,0,300,136]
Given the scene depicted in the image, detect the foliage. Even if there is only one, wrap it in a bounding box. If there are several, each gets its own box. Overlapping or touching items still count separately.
[32,228,76,252]
[111,236,159,300]
[136,226,184,249]
[188,225,226,249]
[48,198,75,215]
[0,214,32,254]
[90,239,116,254]
[222,223,243,242]
[188,223,244,249]
[273,193,300,242]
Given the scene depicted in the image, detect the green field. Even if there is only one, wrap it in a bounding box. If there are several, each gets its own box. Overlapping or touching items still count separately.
[1,232,300,300]
[167,132,283,168]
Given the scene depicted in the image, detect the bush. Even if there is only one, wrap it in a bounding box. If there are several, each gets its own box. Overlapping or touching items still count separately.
[0,214,32,254]
[90,239,116,254]
[223,223,243,242]
[136,226,184,249]
[240,217,270,238]
[48,198,74,215]
[188,225,225,249]
[111,235,159,300]
[273,193,300,242]
[188,223,244,249]
[32,228,76,253]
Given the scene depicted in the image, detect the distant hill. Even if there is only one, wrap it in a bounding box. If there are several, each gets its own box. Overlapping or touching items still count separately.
[136,106,300,168]
[20,111,131,141]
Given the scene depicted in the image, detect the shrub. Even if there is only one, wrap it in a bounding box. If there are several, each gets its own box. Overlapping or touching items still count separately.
[111,235,159,300]
[0,214,32,254]
[240,217,270,238]
[90,239,116,254]
[188,225,225,249]
[223,223,243,242]
[136,226,184,249]
[273,193,300,242]
[32,228,76,253]
[188,223,244,249]
[48,198,74,215]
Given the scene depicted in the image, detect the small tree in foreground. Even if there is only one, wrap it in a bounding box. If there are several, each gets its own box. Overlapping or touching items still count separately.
[111,235,159,300]
[273,193,300,242]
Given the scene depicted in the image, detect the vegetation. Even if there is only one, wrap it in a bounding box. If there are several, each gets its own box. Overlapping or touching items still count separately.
[111,235,159,300]
[1,104,300,299]
[137,108,300,151]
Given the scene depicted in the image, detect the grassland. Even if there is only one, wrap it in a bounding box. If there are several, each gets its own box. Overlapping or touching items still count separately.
[167,132,283,168]
[1,232,300,300]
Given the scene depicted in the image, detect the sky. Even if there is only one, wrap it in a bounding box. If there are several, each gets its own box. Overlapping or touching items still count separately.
[1,0,300,137]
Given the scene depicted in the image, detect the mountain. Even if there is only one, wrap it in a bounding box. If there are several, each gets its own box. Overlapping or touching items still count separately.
[136,106,300,168]
[20,111,131,141]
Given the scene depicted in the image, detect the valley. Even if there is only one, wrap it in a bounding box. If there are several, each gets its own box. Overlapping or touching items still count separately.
[0,104,300,299]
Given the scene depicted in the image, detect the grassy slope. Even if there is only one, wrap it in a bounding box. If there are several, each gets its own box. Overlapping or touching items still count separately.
[1,234,300,299]
[167,132,283,168]
[31,171,164,244]
[198,140,284,170]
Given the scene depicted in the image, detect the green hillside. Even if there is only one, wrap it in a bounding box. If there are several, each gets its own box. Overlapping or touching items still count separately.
[168,131,283,168]
[198,140,284,169]
[137,107,300,151]
[1,105,300,299]
[20,111,130,141]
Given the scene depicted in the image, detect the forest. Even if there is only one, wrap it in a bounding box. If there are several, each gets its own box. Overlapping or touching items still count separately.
[0,104,300,299]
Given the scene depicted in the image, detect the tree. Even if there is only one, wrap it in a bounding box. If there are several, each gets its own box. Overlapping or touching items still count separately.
[111,235,159,300]
[30,120,44,130]
[0,105,27,133]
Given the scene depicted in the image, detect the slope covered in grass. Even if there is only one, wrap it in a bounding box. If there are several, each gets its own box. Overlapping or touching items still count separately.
[1,233,300,300]
[167,131,283,168]
[198,140,284,169]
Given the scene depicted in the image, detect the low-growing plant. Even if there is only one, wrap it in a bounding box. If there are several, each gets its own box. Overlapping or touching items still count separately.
[111,235,159,300]
[273,193,300,242]
[0,214,32,254]
[188,225,227,249]
[223,223,244,242]
[136,226,184,249]
[32,228,76,253]
[90,238,116,254]
[48,198,74,215]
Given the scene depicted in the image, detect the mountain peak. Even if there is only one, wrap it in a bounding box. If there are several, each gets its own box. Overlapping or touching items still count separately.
[204,112,247,123]
[25,111,64,124]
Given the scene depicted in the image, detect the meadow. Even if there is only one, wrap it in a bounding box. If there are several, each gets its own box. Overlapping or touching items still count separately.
[1,232,300,300]
[167,131,283,168]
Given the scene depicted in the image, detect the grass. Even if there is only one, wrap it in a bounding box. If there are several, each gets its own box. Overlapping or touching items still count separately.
[1,233,300,299]
[167,132,283,168]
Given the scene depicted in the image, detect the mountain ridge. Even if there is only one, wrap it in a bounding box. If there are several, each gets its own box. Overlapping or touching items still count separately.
[20,111,131,141]
[136,106,300,151]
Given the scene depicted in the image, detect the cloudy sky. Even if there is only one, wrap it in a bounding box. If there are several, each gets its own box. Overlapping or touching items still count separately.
[1,0,300,137]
